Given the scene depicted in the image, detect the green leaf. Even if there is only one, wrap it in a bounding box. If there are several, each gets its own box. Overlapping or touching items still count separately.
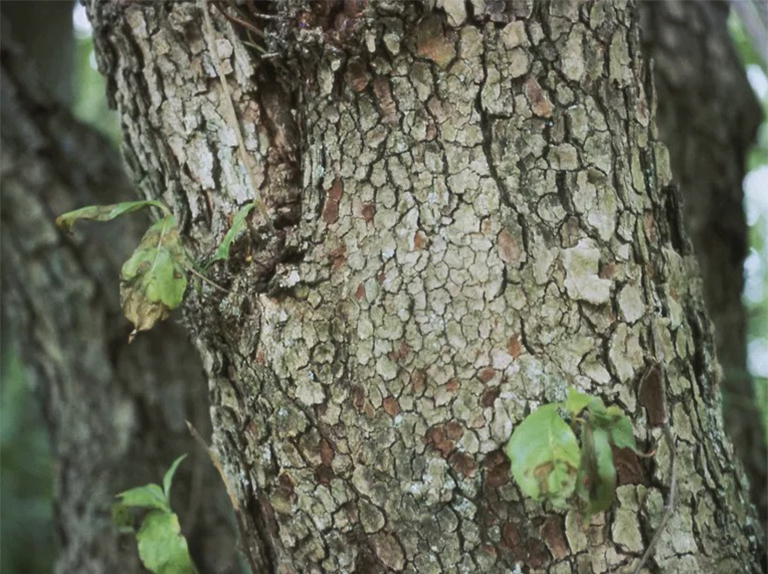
[116,483,169,512]
[163,455,187,500]
[505,403,580,508]
[576,424,616,516]
[564,388,595,417]
[601,406,638,452]
[211,202,257,262]
[56,200,170,232]
[120,215,188,340]
[566,388,638,452]
[136,510,197,574]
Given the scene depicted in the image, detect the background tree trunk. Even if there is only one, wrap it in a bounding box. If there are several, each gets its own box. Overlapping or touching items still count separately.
[639,0,767,529]
[83,0,766,572]
[0,26,238,574]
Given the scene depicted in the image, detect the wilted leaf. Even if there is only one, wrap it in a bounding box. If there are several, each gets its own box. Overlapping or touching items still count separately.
[505,403,580,508]
[116,483,169,513]
[136,510,197,574]
[56,200,170,232]
[120,215,188,341]
[211,202,257,262]
[576,424,616,516]
[163,455,187,500]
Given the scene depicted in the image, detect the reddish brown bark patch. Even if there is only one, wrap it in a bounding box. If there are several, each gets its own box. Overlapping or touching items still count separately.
[481,386,500,408]
[426,426,454,457]
[526,538,551,568]
[613,446,649,486]
[320,438,335,466]
[523,76,553,119]
[501,522,523,555]
[414,15,456,68]
[315,464,335,485]
[445,420,465,440]
[449,451,477,478]
[388,341,410,361]
[411,370,427,396]
[347,57,369,93]
[413,229,428,250]
[478,367,496,383]
[638,362,667,426]
[484,450,511,490]
[329,244,347,269]
[322,178,343,224]
[446,378,460,393]
[383,397,400,417]
[540,516,569,559]
[507,333,523,358]
[361,202,375,222]
[498,229,522,266]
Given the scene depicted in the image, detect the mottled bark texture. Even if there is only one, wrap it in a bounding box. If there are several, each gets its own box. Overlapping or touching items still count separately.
[87,0,765,572]
[640,0,767,528]
[0,32,238,574]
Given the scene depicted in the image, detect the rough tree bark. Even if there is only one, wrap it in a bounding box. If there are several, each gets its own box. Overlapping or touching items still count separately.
[84,1,764,572]
[639,0,767,527]
[0,29,238,574]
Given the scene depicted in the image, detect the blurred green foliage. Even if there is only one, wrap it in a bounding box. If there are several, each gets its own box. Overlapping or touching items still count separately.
[0,10,121,574]
[0,346,54,574]
[73,23,120,143]
[729,12,768,442]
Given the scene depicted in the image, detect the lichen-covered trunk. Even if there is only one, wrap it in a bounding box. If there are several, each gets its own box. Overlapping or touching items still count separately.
[88,1,764,572]
[0,31,238,574]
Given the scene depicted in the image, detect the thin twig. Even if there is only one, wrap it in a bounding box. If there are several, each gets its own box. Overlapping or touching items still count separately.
[186,264,228,293]
[186,421,261,574]
[201,0,275,235]
[186,421,240,512]
[633,423,677,574]
[213,1,265,37]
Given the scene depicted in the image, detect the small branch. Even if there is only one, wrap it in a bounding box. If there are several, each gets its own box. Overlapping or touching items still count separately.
[200,0,275,235]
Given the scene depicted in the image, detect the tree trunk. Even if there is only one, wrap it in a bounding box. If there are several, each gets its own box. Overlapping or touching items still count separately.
[0,29,238,574]
[639,0,767,528]
[87,1,765,572]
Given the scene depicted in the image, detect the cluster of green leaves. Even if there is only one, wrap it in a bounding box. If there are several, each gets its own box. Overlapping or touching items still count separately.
[56,201,189,341]
[505,389,638,517]
[112,455,197,574]
[56,199,260,341]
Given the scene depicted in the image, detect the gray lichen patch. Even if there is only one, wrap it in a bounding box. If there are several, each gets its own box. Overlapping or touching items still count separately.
[562,240,612,304]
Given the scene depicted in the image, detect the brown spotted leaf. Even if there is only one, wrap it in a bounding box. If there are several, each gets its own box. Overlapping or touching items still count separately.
[505,403,580,508]
[120,215,188,341]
